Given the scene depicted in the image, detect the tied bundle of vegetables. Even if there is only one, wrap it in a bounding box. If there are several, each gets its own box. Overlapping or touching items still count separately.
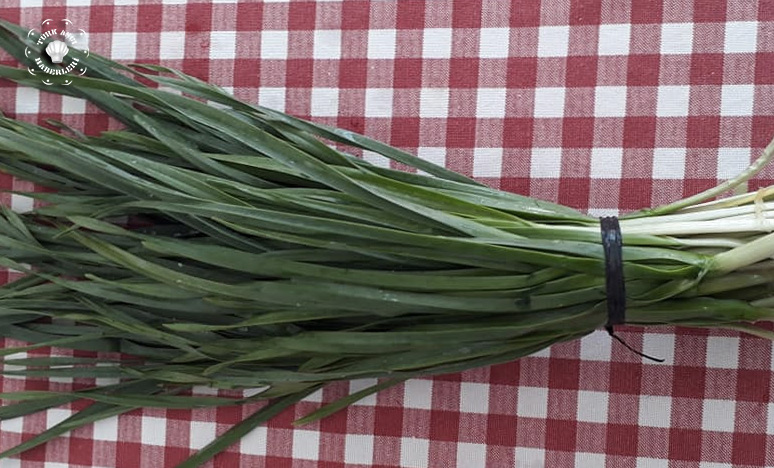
[0,19,773,466]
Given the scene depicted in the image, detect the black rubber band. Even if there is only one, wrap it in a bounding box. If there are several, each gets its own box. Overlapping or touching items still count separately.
[599,216,664,363]
[600,216,625,331]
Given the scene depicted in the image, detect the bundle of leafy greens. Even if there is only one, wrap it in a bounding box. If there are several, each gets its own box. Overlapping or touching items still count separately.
[0,19,773,467]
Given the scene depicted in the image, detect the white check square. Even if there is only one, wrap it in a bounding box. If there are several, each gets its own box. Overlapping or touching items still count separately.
[720,84,755,116]
[473,147,503,178]
[641,333,675,365]
[261,30,288,59]
[476,88,507,118]
[660,23,694,55]
[159,31,186,60]
[419,88,450,118]
[92,416,119,442]
[534,88,566,118]
[400,437,430,468]
[656,85,691,117]
[652,148,687,180]
[141,416,168,446]
[637,458,669,468]
[209,31,237,59]
[595,86,627,118]
[577,391,609,423]
[365,88,394,118]
[314,30,342,59]
[349,378,379,406]
[724,21,757,54]
[368,29,397,59]
[515,448,545,468]
[702,399,735,432]
[459,382,489,414]
[423,28,452,59]
[705,336,740,368]
[417,147,446,170]
[530,147,562,179]
[189,421,217,449]
[240,426,268,455]
[638,395,672,428]
[111,32,137,60]
[292,430,320,460]
[479,28,510,58]
[590,147,623,179]
[258,87,286,112]
[62,96,87,114]
[537,26,569,57]
[457,443,486,467]
[403,379,433,409]
[717,148,751,179]
[14,88,39,114]
[576,452,606,467]
[598,24,630,56]
[579,331,612,361]
[345,434,374,465]
[310,88,339,117]
[517,386,548,418]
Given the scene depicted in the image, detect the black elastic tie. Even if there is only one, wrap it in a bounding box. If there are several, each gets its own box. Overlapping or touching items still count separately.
[600,217,625,330]
[600,216,664,363]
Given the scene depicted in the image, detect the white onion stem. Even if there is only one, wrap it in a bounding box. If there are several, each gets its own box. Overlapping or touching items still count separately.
[713,231,774,272]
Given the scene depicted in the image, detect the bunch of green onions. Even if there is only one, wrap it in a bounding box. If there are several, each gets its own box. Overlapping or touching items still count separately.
[0,20,773,466]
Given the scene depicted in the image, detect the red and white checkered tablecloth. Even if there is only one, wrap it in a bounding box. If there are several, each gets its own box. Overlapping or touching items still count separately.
[0,1,773,467]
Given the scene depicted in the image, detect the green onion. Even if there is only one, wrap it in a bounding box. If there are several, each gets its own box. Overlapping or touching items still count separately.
[0,19,773,466]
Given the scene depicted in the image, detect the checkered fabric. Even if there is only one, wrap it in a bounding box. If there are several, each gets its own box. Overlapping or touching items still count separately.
[0,1,773,467]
